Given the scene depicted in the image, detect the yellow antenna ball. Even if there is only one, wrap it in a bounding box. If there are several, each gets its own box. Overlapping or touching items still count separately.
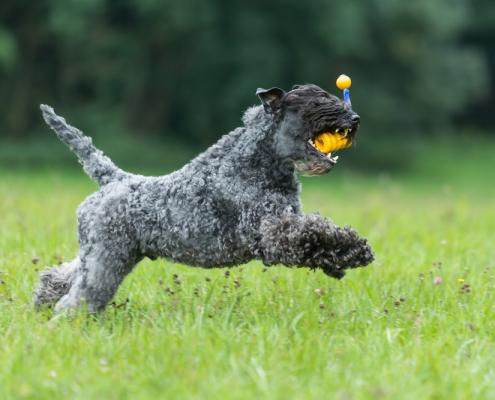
[336,74,352,90]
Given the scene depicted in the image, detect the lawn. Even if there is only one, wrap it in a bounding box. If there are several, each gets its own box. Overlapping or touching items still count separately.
[0,139,494,399]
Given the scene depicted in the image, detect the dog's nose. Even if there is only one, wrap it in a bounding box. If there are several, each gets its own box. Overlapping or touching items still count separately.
[350,114,360,124]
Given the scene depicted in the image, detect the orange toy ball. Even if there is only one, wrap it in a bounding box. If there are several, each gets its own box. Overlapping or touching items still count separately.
[336,75,352,90]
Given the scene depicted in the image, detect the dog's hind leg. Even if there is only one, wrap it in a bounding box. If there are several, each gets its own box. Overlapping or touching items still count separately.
[33,258,81,309]
[54,239,140,314]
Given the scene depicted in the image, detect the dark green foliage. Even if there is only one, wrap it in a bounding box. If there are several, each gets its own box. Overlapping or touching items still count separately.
[0,0,493,169]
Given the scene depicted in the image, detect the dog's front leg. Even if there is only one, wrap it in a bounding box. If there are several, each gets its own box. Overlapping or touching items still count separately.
[257,213,374,279]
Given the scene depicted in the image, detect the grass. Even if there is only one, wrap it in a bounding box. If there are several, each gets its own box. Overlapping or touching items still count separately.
[1,138,495,399]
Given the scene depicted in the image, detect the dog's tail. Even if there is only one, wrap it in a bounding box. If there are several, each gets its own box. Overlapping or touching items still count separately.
[40,104,129,187]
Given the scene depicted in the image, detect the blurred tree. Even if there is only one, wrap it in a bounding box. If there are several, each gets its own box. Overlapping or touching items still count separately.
[0,0,493,167]
[458,0,495,130]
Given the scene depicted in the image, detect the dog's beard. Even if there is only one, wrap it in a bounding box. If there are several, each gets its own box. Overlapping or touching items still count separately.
[294,158,334,176]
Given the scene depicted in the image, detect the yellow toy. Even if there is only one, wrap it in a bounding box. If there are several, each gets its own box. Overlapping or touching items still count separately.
[313,74,354,154]
[314,132,352,153]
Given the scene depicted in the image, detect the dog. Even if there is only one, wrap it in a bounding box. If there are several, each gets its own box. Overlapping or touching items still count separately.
[34,84,374,313]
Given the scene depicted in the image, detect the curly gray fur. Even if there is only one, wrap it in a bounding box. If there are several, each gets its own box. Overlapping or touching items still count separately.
[33,259,80,309]
[34,84,374,313]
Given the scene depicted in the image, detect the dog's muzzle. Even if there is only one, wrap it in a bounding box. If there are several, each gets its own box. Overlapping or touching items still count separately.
[295,127,358,176]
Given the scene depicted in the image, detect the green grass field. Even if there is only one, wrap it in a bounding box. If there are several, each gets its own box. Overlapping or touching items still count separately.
[1,139,494,399]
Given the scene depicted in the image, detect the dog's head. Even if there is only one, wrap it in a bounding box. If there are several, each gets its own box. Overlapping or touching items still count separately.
[257,84,360,176]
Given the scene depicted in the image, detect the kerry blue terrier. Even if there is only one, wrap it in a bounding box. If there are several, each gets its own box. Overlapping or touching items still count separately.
[34,84,374,313]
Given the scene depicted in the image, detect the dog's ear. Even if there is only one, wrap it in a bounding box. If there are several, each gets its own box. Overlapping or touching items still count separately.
[256,87,286,113]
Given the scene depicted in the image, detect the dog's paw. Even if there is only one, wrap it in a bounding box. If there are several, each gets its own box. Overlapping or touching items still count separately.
[322,267,346,280]
[355,239,375,267]
[317,237,374,279]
